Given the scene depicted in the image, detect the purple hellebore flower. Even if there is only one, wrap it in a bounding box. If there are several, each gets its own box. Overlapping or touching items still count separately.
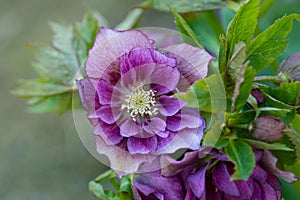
[132,148,297,200]
[76,27,213,175]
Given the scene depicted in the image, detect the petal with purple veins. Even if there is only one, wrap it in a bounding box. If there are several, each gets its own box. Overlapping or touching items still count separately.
[158,96,186,116]
[150,65,180,95]
[213,162,240,197]
[143,117,166,135]
[127,136,158,154]
[187,163,209,198]
[85,27,154,79]
[120,118,142,137]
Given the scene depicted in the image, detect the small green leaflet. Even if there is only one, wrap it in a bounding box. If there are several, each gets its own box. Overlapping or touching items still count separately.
[242,139,293,151]
[203,120,224,147]
[247,14,300,72]
[89,170,134,200]
[225,139,255,180]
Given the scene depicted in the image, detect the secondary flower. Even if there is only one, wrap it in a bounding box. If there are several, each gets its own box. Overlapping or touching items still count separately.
[278,52,300,82]
[132,148,297,200]
[77,27,213,175]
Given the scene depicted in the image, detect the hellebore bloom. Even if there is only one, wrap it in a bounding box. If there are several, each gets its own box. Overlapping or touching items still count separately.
[252,115,285,142]
[77,27,212,174]
[132,148,297,200]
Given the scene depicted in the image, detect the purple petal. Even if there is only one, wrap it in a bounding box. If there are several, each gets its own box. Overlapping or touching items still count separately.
[97,79,114,105]
[94,121,122,145]
[250,165,268,181]
[120,118,142,137]
[158,96,186,116]
[167,109,205,132]
[260,181,278,200]
[150,65,180,95]
[85,27,154,79]
[77,79,98,112]
[91,105,121,124]
[155,126,203,155]
[163,43,213,91]
[143,117,166,135]
[127,136,158,154]
[234,179,253,199]
[94,136,156,176]
[252,181,263,200]
[156,130,170,138]
[213,162,240,197]
[133,171,184,200]
[260,150,298,183]
[120,48,176,76]
[187,163,209,198]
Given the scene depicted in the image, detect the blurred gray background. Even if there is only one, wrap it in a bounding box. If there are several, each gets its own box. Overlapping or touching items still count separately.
[1,0,300,199]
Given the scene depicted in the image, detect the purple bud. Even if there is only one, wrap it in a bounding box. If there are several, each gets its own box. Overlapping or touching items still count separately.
[251,88,264,104]
[252,115,285,142]
[278,52,300,82]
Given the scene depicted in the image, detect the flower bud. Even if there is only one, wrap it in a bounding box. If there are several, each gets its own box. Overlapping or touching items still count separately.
[252,115,285,142]
[278,52,300,82]
[251,88,264,104]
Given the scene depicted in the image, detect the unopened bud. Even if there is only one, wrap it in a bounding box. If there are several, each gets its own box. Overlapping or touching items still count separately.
[252,115,285,142]
[278,52,300,82]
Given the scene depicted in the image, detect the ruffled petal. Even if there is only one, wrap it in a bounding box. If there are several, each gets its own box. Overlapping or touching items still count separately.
[85,27,154,79]
[187,163,209,198]
[127,136,158,154]
[260,150,298,183]
[95,136,156,176]
[163,43,213,91]
[158,96,186,116]
[213,162,240,197]
[143,117,166,135]
[94,121,122,145]
[150,65,180,95]
[133,171,185,200]
[91,105,121,124]
[120,118,143,137]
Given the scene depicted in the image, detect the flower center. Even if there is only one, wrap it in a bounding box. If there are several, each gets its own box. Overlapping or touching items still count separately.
[122,86,158,121]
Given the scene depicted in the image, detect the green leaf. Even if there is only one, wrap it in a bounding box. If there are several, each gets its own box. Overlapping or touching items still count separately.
[227,42,247,82]
[247,14,300,72]
[227,110,257,125]
[13,12,105,114]
[231,67,256,112]
[115,8,144,30]
[264,82,300,105]
[285,127,300,162]
[149,0,227,13]
[203,120,224,147]
[225,0,259,66]
[225,139,255,180]
[168,6,203,48]
[12,79,72,97]
[118,176,134,200]
[272,135,297,166]
[174,74,226,112]
[242,139,294,151]
[258,107,290,117]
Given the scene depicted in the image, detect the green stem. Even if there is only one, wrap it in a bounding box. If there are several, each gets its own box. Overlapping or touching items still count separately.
[254,75,281,83]
[203,10,225,38]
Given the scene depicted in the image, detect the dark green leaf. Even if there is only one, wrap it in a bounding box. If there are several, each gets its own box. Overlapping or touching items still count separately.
[149,0,227,13]
[225,139,255,180]
[258,107,290,117]
[272,135,297,166]
[247,14,300,72]
[225,0,259,66]
[242,139,293,151]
